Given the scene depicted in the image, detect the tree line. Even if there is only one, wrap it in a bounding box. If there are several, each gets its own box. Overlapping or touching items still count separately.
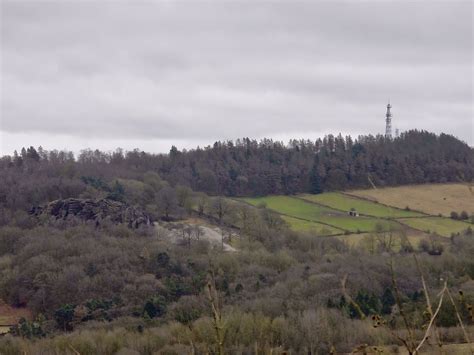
[1,130,472,212]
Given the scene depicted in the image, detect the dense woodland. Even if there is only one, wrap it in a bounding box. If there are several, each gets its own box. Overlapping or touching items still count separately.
[0,130,473,354]
[0,131,472,213]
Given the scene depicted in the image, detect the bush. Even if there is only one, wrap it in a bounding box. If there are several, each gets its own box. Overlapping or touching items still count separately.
[9,317,45,339]
[54,304,76,331]
[418,238,444,255]
[143,296,167,319]
[459,211,469,220]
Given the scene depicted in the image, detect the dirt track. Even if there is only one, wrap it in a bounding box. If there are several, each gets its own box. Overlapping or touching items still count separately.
[156,221,237,252]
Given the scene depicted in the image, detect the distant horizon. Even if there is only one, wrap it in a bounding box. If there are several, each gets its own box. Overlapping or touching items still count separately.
[1,129,471,158]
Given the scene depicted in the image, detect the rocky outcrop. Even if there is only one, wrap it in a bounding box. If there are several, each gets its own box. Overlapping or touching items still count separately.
[29,198,153,229]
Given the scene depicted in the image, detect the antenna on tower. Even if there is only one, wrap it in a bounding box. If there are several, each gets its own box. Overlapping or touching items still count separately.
[385,101,392,139]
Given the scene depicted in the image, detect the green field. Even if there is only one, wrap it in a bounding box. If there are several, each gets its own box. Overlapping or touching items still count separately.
[398,217,471,237]
[242,195,333,217]
[240,185,472,237]
[299,192,423,218]
[241,196,399,233]
[280,216,343,235]
[320,216,398,233]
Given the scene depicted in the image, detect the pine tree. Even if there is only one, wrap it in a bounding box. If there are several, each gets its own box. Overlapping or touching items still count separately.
[310,156,323,194]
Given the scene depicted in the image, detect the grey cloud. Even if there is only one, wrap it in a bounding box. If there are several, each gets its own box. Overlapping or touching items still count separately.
[1,0,472,154]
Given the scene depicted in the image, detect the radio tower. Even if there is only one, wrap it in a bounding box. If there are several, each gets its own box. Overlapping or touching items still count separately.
[385,100,392,139]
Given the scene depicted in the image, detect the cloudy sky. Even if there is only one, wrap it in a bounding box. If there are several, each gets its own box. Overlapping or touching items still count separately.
[0,1,472,155]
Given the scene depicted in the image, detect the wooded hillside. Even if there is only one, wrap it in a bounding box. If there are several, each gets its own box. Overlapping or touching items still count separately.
[0,131,473,354]
[1,131,472,213]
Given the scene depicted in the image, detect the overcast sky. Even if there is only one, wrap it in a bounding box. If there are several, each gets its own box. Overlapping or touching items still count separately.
[0,1,472,155]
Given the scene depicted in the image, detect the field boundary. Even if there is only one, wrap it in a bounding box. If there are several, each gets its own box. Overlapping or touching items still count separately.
[342,191,431,217]
[234,190,473,238]
[294,195,357,216]
[234,197,402,235]
[344,191,473,236]
[397,216,472,237]
[276,212,348,235]
[294,194,415,220]
[233,198,350,235]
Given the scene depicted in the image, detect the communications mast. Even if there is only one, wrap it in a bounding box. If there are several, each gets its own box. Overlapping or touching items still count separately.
[385,101,392,139]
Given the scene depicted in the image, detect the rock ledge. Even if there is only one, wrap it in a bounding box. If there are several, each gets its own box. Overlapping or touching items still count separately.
[30,198,153,229]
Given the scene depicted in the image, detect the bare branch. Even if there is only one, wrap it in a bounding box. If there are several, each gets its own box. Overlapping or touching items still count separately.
[413,254,442,348]
[445,287,472,347]
[415,281,447,353]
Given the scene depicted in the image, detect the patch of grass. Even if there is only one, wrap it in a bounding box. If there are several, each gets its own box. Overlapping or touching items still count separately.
[241,196,333,221]
[280,216,343,235]
[398,217,471,237]
[299,192,423,218]
[349,183,474,216]
[321,216,399,233]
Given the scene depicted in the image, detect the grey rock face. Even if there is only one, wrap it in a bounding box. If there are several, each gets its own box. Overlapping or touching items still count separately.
[30,198,153,229]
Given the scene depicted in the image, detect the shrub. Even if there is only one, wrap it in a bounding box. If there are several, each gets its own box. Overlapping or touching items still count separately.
[143,296,167,319]
[460,211,469,220]
[54,304,76,331]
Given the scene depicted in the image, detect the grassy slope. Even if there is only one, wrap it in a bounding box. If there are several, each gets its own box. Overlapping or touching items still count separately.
[241,196,397,233]
[240,184,472,236]
[398,217,471,237]
[321,216,397,232]
[348,183,474,216]
[242,195,332,220]
[280,216,343,235]
[299,192,423,218]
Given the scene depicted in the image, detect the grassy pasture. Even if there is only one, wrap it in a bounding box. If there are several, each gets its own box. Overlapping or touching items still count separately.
[348,183,474,216]
[299,192,423,218]
[240,185,472,236]
[321,216,398,233]
[280,216,343,235]
[241,196,333,221]
[398,217,471,237]
[241,196,397,233]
